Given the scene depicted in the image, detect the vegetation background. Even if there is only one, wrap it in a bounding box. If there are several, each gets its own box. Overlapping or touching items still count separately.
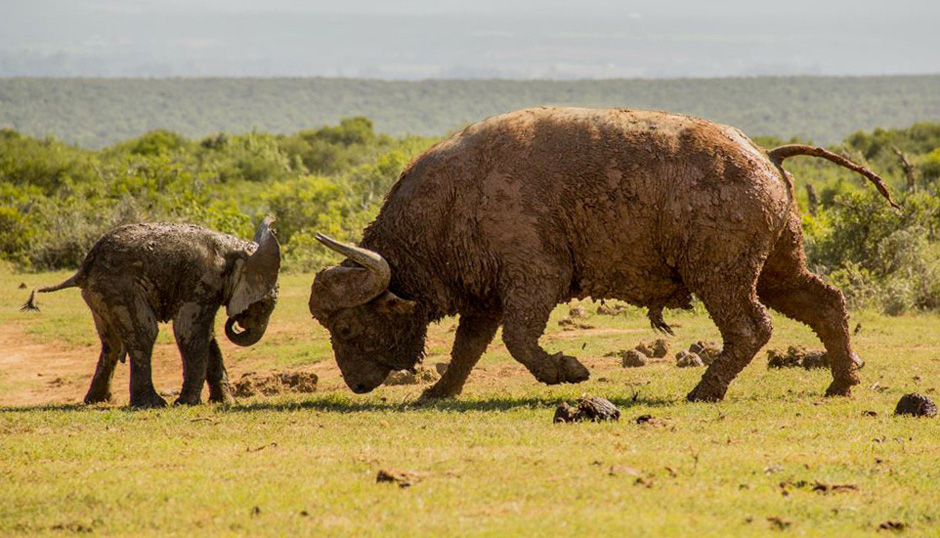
[4,75,940,314]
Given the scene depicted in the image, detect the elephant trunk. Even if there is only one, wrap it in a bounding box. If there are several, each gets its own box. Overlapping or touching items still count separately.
[225,316,266,347]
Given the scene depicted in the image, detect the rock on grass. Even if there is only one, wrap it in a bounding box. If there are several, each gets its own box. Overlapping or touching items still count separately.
[620,349,647,368]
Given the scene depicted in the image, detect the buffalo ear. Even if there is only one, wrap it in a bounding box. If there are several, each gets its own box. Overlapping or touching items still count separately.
[374,291,416,316]
[227,216,281,317]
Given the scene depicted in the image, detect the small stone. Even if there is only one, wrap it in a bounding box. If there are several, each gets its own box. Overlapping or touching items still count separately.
[634,342,654,356]
[676,350,704,368]
[433,362,449,375]
[596,303,626,316]
[894,393,938,417]
[620,349,648,368]
[650,338,670,359]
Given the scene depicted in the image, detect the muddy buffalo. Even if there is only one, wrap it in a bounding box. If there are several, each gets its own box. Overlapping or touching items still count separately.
[309,107,895,402]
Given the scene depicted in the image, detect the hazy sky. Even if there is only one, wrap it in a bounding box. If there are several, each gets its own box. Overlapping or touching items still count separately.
[2,0,938,78]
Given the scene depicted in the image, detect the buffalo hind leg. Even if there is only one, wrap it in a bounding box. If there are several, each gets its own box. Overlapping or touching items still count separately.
[421,313,501,399]
[687,283,773,402]
[84,311,126,404]
[758,270,859,397]
[206,338,235,404]
[502,302,589,385]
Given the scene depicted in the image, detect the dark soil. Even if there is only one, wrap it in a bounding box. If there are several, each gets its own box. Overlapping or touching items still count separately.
[376,469,417,488]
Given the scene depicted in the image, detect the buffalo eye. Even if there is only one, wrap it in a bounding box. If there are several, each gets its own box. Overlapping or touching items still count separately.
[335,321,354,340]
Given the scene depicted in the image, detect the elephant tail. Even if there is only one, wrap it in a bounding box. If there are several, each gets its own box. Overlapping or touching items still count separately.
[20,273,83,312]
[767,144,899,209]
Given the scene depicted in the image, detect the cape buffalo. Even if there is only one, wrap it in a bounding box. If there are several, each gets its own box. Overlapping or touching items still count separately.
[309,107,895,402]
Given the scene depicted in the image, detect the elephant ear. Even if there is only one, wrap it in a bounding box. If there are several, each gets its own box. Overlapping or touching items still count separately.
[227,216,281,317]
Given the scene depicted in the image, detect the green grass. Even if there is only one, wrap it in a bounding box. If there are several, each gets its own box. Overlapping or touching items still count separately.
[2,267,939,537]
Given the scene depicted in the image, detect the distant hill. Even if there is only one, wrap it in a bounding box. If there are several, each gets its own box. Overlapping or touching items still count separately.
[2,76,940,147]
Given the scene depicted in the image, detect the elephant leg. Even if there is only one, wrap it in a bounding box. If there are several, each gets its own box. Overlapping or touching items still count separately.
[110,296,164,408]
[206,337,235,404]
[172,304,215,406]
[84,310,126,404]
[421,313,501,399]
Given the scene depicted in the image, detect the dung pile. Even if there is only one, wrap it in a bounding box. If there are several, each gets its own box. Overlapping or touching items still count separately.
[767,346,829,370]
[689,341,721,365]
[608,338,670,368]
[894,393,937,417]
[554,396,621,423]
[676,350,704,368]
[384,366,440,386]
[233,370,318,397]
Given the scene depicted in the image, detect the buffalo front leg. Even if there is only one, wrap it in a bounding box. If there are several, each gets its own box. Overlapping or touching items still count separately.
[687,283,773,402]
[502,303,589,385]
[206,337,235,404]
[421,313,501,399]
[83,310,126,404]
[172,305,216,406]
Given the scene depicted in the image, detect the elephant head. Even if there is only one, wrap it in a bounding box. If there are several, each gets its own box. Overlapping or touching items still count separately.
[225,216,281,347]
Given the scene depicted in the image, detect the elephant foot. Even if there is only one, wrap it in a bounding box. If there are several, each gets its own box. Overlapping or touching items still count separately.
[533,353,590,385]
[174,392,202,406]
[129,390,168,409]
[84,388,113,405]
[208,382,236,405]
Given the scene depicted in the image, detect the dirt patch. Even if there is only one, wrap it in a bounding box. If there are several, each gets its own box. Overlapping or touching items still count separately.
[383,366,439,386]
[894,393,937,417]
[233,370,318,397]
[376,469,419,488]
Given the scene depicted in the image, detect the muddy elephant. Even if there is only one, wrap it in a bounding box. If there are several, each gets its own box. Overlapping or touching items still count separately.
[23,218,280,408]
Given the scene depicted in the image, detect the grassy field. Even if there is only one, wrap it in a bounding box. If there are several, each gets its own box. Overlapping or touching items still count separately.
[1,267,939,537]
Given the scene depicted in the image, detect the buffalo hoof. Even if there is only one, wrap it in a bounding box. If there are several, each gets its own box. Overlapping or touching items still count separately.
[129,391,168,409]
[824,381,855,398]
[535,353,590,385]
[208,383,236,405]
[686,381,728,403]
[559,355,590,384]
[419,383,460,400]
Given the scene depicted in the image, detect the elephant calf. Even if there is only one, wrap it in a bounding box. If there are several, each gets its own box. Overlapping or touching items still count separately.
[23,218,281,408]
